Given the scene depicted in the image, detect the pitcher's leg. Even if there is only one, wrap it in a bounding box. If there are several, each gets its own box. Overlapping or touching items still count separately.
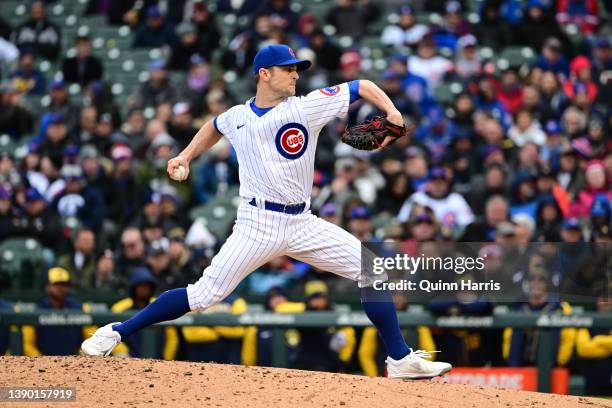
[287,216,409,359]
[82,206,288,356]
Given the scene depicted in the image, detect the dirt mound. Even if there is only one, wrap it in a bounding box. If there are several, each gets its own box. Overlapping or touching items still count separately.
[0,356,609,408]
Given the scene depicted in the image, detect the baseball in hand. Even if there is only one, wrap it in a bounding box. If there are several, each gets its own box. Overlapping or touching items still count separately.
[171,165,187,181]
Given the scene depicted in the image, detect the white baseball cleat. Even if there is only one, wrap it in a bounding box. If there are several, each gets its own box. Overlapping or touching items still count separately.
[386,349,452,379]
[81,322,122,356]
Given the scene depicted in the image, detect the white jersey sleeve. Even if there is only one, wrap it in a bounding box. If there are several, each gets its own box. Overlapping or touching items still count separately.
[299,81,360,132]
[213,105,243,142]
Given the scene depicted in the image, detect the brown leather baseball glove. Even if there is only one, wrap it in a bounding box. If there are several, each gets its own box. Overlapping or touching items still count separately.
[341,115,412,151]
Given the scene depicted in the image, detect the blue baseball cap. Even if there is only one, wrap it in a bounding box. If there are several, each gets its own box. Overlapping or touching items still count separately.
[320,202,338,217]
[49,112,66,124]
[252,44,311,75]
[0,186,10,200]
[430,166,446,179]
[562,217,581,230]
[50,79,66,90]
[544,120,562,134]
[349,206,371,220]
[25,187,45,202]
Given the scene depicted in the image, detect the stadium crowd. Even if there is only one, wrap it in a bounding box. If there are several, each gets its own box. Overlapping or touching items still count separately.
[0,0,610,395]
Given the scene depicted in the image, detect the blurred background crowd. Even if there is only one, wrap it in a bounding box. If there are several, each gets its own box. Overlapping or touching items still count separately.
[0,0,610,393]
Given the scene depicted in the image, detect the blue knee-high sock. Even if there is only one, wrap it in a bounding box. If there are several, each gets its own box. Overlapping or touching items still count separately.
[361,287,410,360]
[112,288,190,339]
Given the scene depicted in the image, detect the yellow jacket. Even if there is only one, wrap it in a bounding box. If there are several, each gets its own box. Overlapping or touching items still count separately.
[23,303,94,357]
[576,328,612,359]
[503,301,576,366]
[242,302,356,366]
[181,297,248,343]
[358,326,436,377]
[109,297,178,360]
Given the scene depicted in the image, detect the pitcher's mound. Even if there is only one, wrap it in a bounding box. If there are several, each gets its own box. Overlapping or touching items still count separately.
[1,356,609,408]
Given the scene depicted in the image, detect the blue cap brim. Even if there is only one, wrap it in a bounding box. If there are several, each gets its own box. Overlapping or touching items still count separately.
[273,58,312,71]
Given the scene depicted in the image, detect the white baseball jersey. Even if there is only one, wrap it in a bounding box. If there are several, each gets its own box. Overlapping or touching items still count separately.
[213,82,354,204]
[186,82,368,311]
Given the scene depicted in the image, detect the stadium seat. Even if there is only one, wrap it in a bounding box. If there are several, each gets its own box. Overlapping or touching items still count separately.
[0,238,46,290]
[499,46,536,69]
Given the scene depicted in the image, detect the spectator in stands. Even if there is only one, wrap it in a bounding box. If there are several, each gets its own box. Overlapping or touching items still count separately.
[405,212,438,243]
[61,35,103,87]
[116,226,147,277]
[535,193,564,239]
[563,56,599,105]
[22,267,87,356]
[513,1,567,53]
[292,280,356,372]
[75,107,97,145]
[473,0,512,49]
[57,227,97,290]
[497,69,523,116]
[533,37,571,78]
[0,186,20,243]
[146,238,174,291]
[430,1,472,51]
[380,5,428,50]
[504,266,576,367]
[53,164,106,233]
[186,1,220,60]
[164,227,201,287]
[110,267,178,359]
[591,38,611,86]
[561,106,587,139]
[556,0,599,35]
[168,102,198,150]
[193,138,239,205]
[538,71,570,122]
[325,0,380,40]
[0,82,34,140]
[429,275,498,366]
[105,144,137,229]
[48,80,79,132]
[462,194,509,242]
[555,143,583,199]
[134,60,177,110]
[576,284,612,395]
[9,50,46,95]
[10,1,61,61]
[168,22,201,71]
[93,249,119,290]
[508,109,546,148]
[408,36,453,92]
[467,163,510,215]
[246,256,303,295]
[180,292,247,364]
[85,81,121,128]
[374,171,411,218]
[414,107,454,162]
[346,206,374,242]
[398,166,474,233]
[307,28,342,74]
[257,0,299,33]
[38,113,73,159]
[132,6,177,49]
[571,160,611,218]
[453,34,482,83]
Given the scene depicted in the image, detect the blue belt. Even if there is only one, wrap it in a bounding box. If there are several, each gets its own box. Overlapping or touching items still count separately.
[248,198,306,215]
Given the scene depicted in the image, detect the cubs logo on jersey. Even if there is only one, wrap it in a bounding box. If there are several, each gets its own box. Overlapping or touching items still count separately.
[319,85,340,96]
[275,123,309,160]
